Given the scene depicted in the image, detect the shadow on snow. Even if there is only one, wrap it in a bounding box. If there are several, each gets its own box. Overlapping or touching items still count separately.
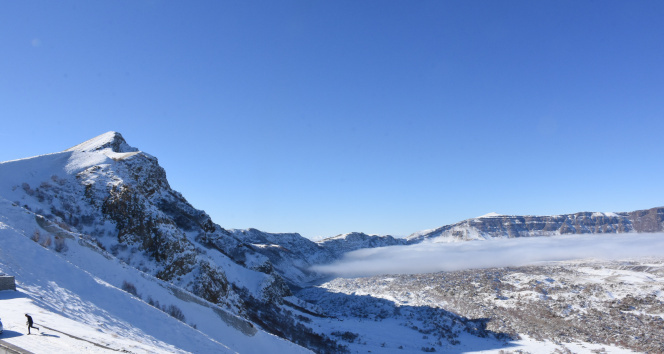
[297,287,520,353]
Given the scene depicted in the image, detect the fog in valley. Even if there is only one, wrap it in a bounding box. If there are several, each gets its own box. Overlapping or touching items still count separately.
[313,233,664,277]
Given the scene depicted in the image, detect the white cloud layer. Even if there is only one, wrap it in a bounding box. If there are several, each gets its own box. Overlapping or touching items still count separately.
[312,233,664,278]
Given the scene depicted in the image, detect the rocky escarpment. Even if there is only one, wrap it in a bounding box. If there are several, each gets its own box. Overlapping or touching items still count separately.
[2,132,341,352]
[409,207,664,243]
[317,232,409,258]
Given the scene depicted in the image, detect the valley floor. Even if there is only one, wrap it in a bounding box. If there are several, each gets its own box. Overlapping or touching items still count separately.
[299,258,664,353]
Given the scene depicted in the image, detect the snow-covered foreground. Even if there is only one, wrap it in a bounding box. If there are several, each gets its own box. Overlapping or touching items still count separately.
[1,290,182,354]
[0,196,309,354]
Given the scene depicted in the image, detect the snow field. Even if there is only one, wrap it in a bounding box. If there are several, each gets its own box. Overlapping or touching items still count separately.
[0,197,310,353]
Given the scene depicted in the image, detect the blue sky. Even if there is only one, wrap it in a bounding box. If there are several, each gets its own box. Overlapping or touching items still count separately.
[2,1,663,239]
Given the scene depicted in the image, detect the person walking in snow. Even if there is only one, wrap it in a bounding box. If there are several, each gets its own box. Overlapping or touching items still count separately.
[25,314,39,334]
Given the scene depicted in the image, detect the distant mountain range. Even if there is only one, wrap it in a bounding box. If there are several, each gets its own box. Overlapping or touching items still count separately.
[406,207,664,243]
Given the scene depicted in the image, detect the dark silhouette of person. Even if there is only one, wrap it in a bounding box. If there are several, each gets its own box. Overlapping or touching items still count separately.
[25,314,39,334]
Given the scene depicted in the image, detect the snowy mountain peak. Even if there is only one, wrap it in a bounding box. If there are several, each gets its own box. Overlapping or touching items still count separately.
[477,212,503,218]
[65,131,138,153]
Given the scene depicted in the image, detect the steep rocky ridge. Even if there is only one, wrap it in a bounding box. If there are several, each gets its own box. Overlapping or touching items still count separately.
[408,208,664,243]
[316,232,409,258]
[0,132,342,352]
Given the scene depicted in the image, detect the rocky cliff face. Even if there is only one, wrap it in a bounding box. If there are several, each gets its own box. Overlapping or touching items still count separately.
[0,132,342,352]
[408,208,664,243]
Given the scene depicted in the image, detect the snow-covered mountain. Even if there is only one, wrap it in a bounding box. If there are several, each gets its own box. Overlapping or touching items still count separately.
[0,132,340,352]
[316,232,408,258]
[408,207,664,243]
[1,131,662,353]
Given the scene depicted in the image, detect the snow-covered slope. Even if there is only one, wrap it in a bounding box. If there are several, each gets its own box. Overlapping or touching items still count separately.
[0,196,307,353]
[0,132,267,305]
[0,132,331,352]
[227,228,336,287]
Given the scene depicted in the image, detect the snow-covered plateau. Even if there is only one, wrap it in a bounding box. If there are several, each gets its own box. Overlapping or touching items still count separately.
[1,132,662,353]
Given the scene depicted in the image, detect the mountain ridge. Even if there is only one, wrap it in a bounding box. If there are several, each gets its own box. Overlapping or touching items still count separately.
[408,207,664,243]
[1,131,662,353]
[65,131,138,153]
[0,131,343,352]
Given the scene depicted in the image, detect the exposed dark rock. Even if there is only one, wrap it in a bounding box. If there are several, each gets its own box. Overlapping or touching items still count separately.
[191,261,230,304]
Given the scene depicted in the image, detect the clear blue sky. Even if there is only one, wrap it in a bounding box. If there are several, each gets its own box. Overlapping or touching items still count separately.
[2,1,663,239]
